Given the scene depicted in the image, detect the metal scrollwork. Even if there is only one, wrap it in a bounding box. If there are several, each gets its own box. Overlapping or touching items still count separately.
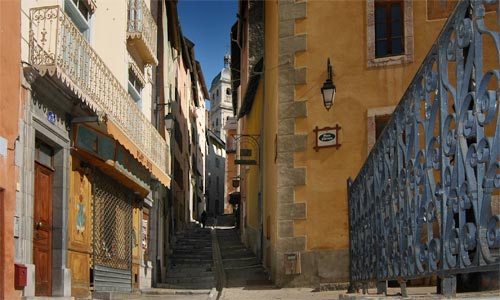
[349,0,499,294]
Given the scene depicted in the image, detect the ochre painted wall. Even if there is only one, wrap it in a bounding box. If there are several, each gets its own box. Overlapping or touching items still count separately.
[0,0,21,298]
[262,0,279,272]
[293,0,447,253]
[243,83,263,234]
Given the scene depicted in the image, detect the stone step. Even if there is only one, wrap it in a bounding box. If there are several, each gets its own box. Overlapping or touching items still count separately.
[171,258,213,264]
[173,245,212,249]
[168,261,213,269]
[222,257,260,268]
[221,251,255,259]
[173,249,213,255]
[165,275,214,284]
[167,265,213,273]
[155,282,214,290]
[166,270,214,278]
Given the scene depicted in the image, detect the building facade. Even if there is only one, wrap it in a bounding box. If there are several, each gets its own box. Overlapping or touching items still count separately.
[0,0,22,299]
[230,0,499,288]
[224,117,238,215]
[13,0,174,296]
[206,130,226,217]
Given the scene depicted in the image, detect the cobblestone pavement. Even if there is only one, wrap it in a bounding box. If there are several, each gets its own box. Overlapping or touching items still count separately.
[219,287,500,300]
[220,287,343,300]
[140,289,212,300]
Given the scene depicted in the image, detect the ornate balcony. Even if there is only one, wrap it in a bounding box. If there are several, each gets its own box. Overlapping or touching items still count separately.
[127,0,158,65]
[29,6,167,184]
[348,0,499,297]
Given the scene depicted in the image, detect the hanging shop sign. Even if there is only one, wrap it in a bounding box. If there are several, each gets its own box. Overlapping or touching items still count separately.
[313,124,342,151]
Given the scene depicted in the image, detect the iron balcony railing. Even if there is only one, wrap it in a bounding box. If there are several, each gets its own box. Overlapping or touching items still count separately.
[127,0,158,65]
[348,0,499,296]
[29,6,167,177]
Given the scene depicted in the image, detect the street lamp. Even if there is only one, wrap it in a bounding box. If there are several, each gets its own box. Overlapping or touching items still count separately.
[165,113,174,131]
[321,58,336,111]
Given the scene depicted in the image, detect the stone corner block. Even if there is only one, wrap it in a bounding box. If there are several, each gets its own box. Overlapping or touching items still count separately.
[277,236,306,253]
[277,135,307,153]
[295,68,307,85]
[278,167,306,188]
[279,1,307,21]
[278,202,306,220]
[279,101,307,120]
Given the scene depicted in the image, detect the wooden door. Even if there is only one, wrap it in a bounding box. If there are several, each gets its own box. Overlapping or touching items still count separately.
[34,162,53,296]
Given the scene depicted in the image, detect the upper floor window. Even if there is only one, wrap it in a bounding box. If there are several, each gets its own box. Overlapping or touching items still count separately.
[367,106,395,154]
[375,0,404,58]
[226,88,231,95]
[128,68,144,107]
[65,0,92,39]
[367,0,413,67]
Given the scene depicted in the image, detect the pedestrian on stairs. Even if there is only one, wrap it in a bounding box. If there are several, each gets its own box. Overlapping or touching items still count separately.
[201,210,207,228]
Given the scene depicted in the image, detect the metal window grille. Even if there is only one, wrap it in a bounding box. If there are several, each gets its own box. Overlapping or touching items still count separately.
[93,170,132,270]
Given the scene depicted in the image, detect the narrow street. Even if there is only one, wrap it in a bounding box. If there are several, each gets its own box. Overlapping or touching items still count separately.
[138,220,499,300]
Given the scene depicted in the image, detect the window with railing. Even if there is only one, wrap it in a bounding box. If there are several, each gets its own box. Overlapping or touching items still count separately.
[29,6,168,175]
[126,0,157,65]
[64,0,91,39]
[128,67,144,107]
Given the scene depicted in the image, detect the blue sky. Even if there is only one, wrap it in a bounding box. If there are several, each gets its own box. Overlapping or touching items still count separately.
[177,0,238,101]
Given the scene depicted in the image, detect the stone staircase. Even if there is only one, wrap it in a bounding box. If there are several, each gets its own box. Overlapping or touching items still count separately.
[157,226,215,290]
[216,228,272,288]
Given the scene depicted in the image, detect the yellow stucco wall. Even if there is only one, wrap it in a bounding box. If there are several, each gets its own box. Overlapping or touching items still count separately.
[243,83,263,232]
[263,0,279,268]
[293,0,448,252]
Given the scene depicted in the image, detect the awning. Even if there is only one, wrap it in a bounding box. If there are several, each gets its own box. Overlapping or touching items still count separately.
[106,121,171,188]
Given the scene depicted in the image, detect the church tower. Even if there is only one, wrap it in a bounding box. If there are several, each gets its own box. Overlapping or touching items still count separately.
[209,54,233,142]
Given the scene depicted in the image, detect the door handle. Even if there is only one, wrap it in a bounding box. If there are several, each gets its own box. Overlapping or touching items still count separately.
[36,221,43,229]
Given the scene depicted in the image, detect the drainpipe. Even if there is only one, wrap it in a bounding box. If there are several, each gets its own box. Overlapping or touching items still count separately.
[257,59,265,262]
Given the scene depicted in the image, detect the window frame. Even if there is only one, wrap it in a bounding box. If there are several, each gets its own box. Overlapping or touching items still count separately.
[367,106,395,154]
[374,0,404,58]
[64,0,92,39]
[367,0,413,67]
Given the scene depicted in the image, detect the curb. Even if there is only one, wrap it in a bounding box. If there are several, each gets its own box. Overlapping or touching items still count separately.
[210,228,226,299]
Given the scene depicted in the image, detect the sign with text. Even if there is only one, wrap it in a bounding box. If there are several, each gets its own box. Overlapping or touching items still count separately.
[313,125,342,151]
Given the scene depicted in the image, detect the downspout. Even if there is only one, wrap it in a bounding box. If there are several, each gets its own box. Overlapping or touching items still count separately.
[257,62,265,262]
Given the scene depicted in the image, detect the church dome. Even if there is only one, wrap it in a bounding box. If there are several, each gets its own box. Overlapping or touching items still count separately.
[211,54,231,88]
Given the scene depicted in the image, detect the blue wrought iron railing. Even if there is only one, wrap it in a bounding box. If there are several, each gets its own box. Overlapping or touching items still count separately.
[348,0,499,296]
